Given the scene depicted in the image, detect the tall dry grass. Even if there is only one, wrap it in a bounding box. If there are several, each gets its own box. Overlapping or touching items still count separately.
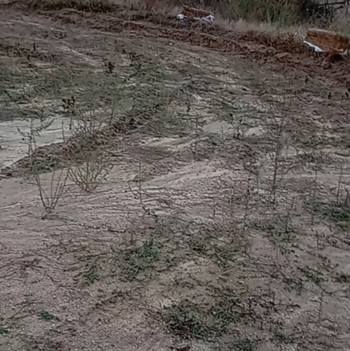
[23,0,350,34]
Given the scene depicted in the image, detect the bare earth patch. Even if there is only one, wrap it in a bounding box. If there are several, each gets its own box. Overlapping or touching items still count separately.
[1,2,350,351]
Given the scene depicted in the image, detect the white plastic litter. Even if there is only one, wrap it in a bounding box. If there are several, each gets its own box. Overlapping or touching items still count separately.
[303,39,350,55]
[303,40,324,52]
[176,13,215,22]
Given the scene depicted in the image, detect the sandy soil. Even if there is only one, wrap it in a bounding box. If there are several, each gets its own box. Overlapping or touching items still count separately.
[1,2,350,351]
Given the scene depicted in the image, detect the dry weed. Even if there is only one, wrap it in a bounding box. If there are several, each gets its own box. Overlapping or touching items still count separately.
[18,118,69,216]
[65,108,113,193]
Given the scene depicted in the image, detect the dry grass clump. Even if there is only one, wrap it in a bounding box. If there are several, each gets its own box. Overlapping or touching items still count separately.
[21,0,336,27]
[27,0,118,12]
[220,0,306,24]
[168,0,312,24]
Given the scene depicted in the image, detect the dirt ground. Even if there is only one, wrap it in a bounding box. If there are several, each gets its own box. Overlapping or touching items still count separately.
[1,1,350,351]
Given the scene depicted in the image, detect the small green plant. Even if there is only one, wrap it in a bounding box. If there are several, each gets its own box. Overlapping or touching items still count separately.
[187,236,209,255]
[84,264,100,284]
[120,239,162,281]
[283,277,304,295]
[335,273,350,283]
[165,299,242,340]
[214,245,234,267]
[299,266,325,285]
[31,158,59,172]
[210,305,240,335]
[274,331,291,344]
[165,305,209,340]
[234,338,254,351]
[307,190,350,230]
[40,310,55,321]
[0,327,9,335]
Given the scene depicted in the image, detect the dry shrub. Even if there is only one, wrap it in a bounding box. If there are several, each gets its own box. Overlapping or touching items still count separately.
[18,119,69,216]
[65,114,113,193]
[67,152,111,193]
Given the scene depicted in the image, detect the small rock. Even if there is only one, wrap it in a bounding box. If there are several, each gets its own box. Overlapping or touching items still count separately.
[275,52,291,61]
